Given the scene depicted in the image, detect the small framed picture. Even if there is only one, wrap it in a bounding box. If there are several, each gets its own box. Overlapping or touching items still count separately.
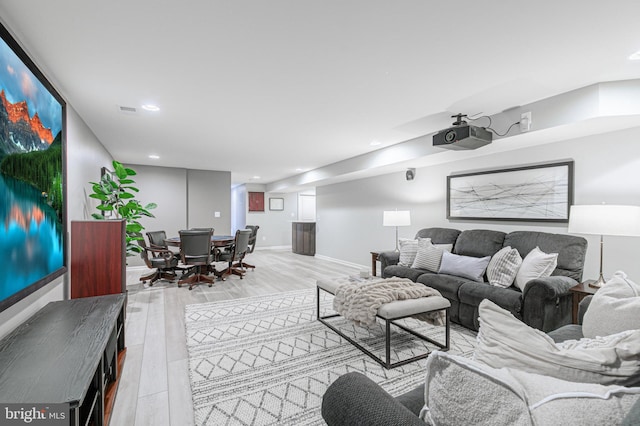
[269,197,284,211]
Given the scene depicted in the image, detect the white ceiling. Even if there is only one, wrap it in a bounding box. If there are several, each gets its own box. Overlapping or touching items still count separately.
[1,1,640,187]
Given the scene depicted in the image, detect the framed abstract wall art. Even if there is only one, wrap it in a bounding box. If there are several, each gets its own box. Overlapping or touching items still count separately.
[248,191,264,212]
[447,161,573,222]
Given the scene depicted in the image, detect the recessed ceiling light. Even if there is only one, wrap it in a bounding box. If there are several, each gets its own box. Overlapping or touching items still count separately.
[141,104,160,112]
[629,50,640,61]
[252,175,261,180]
[369,140,381,146]
[148,154,160,159]
[295,168,304,172]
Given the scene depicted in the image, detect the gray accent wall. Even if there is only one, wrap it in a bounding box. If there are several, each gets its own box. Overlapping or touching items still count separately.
[187,169,232,233]
[316,126,640,282]
[124,166,232,267]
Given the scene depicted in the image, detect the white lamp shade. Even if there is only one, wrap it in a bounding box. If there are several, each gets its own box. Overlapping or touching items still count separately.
[383,210,411,227]
[568,205,640,237]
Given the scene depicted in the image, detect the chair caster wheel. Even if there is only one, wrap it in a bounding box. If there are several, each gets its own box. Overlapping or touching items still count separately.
[177,284,181,288]
[189,287,193,291]
[208,284,212,287]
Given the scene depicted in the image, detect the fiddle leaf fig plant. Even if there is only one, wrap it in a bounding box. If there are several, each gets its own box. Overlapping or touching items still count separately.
[89,160,157,256]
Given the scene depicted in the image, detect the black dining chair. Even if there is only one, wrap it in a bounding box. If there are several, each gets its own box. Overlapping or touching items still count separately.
[217,229,252,280]
[178,229,215,290]
[234,225,259,270]
[147,230,186,275]
[137,234,179,286]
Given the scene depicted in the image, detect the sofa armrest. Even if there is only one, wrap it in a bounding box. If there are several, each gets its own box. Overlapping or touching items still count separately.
[321,372,424,426]
[378,251,400,272]
[521,275,577,332]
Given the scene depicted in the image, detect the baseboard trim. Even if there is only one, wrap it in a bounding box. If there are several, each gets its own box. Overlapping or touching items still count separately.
[314,254,367,271]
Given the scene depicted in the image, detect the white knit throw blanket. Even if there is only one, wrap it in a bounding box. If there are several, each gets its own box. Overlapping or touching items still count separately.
[333,277,445,327]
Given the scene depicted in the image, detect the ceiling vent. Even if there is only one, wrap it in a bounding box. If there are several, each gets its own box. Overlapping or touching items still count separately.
[118,105,137,114]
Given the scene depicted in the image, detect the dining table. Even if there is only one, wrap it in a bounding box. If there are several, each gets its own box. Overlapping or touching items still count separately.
[164,234,235,280]
[164,235,234,248]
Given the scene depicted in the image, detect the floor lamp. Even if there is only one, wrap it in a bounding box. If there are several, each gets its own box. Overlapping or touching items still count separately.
[383,210,411,251]
[568,204,640,288]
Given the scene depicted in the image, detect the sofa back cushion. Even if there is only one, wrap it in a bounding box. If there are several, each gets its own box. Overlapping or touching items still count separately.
[453,229,506,258]
[414,228,461,245]
[503,231,587,281]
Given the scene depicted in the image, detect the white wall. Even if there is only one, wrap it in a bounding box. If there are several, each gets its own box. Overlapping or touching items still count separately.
[0,106,113,339]
[316,126,640,281]
[242,184,299,247]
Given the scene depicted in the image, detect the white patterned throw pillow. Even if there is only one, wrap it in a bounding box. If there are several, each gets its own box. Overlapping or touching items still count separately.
[486,246,523,288]
[474,299,640,386]
[398,238,423,266]
[412,239,445,272]
[514,246,557,291]
[582,271,640,338]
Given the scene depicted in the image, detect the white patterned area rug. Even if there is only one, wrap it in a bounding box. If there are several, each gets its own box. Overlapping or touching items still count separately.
[185,288,477,426]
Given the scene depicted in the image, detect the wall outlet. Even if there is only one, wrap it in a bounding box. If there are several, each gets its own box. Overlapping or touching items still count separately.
[214,211,221,218]
[520,112,532,132]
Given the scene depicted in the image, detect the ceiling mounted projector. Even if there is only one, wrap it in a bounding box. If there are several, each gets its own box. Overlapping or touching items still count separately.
[433,114,492,150]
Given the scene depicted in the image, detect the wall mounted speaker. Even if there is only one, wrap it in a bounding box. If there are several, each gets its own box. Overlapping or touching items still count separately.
[406,168,416,181]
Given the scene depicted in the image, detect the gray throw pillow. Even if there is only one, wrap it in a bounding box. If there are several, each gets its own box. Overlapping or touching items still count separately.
[438,251,490,282]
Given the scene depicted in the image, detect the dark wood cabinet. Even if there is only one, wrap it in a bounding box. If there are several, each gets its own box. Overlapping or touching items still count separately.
[292,221,316,256]
[0,294,126,426]
[71,220,126,298]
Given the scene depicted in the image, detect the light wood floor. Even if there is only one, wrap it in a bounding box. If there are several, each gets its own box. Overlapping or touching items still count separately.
[111,249,361,426]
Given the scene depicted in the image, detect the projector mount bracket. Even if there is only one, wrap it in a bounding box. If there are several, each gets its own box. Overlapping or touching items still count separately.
[451,113,468,126]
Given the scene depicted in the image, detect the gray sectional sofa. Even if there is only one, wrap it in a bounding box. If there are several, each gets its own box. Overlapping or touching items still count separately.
[379,227,588,332]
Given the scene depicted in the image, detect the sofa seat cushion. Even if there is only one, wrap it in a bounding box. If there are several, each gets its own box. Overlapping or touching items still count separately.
[458,282,523,317]
[417,273,468,301]
[383,265,427,282]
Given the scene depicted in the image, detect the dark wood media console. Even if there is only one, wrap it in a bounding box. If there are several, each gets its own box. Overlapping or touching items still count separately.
[0,294,126,426]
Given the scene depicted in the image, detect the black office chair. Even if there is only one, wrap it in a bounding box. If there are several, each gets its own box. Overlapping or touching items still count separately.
[234,225,259,270]
[147,230,186,275]
[137,234,179,286]
[190,227,215,234]
[217,229,252,280]
[178,229,215,290]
